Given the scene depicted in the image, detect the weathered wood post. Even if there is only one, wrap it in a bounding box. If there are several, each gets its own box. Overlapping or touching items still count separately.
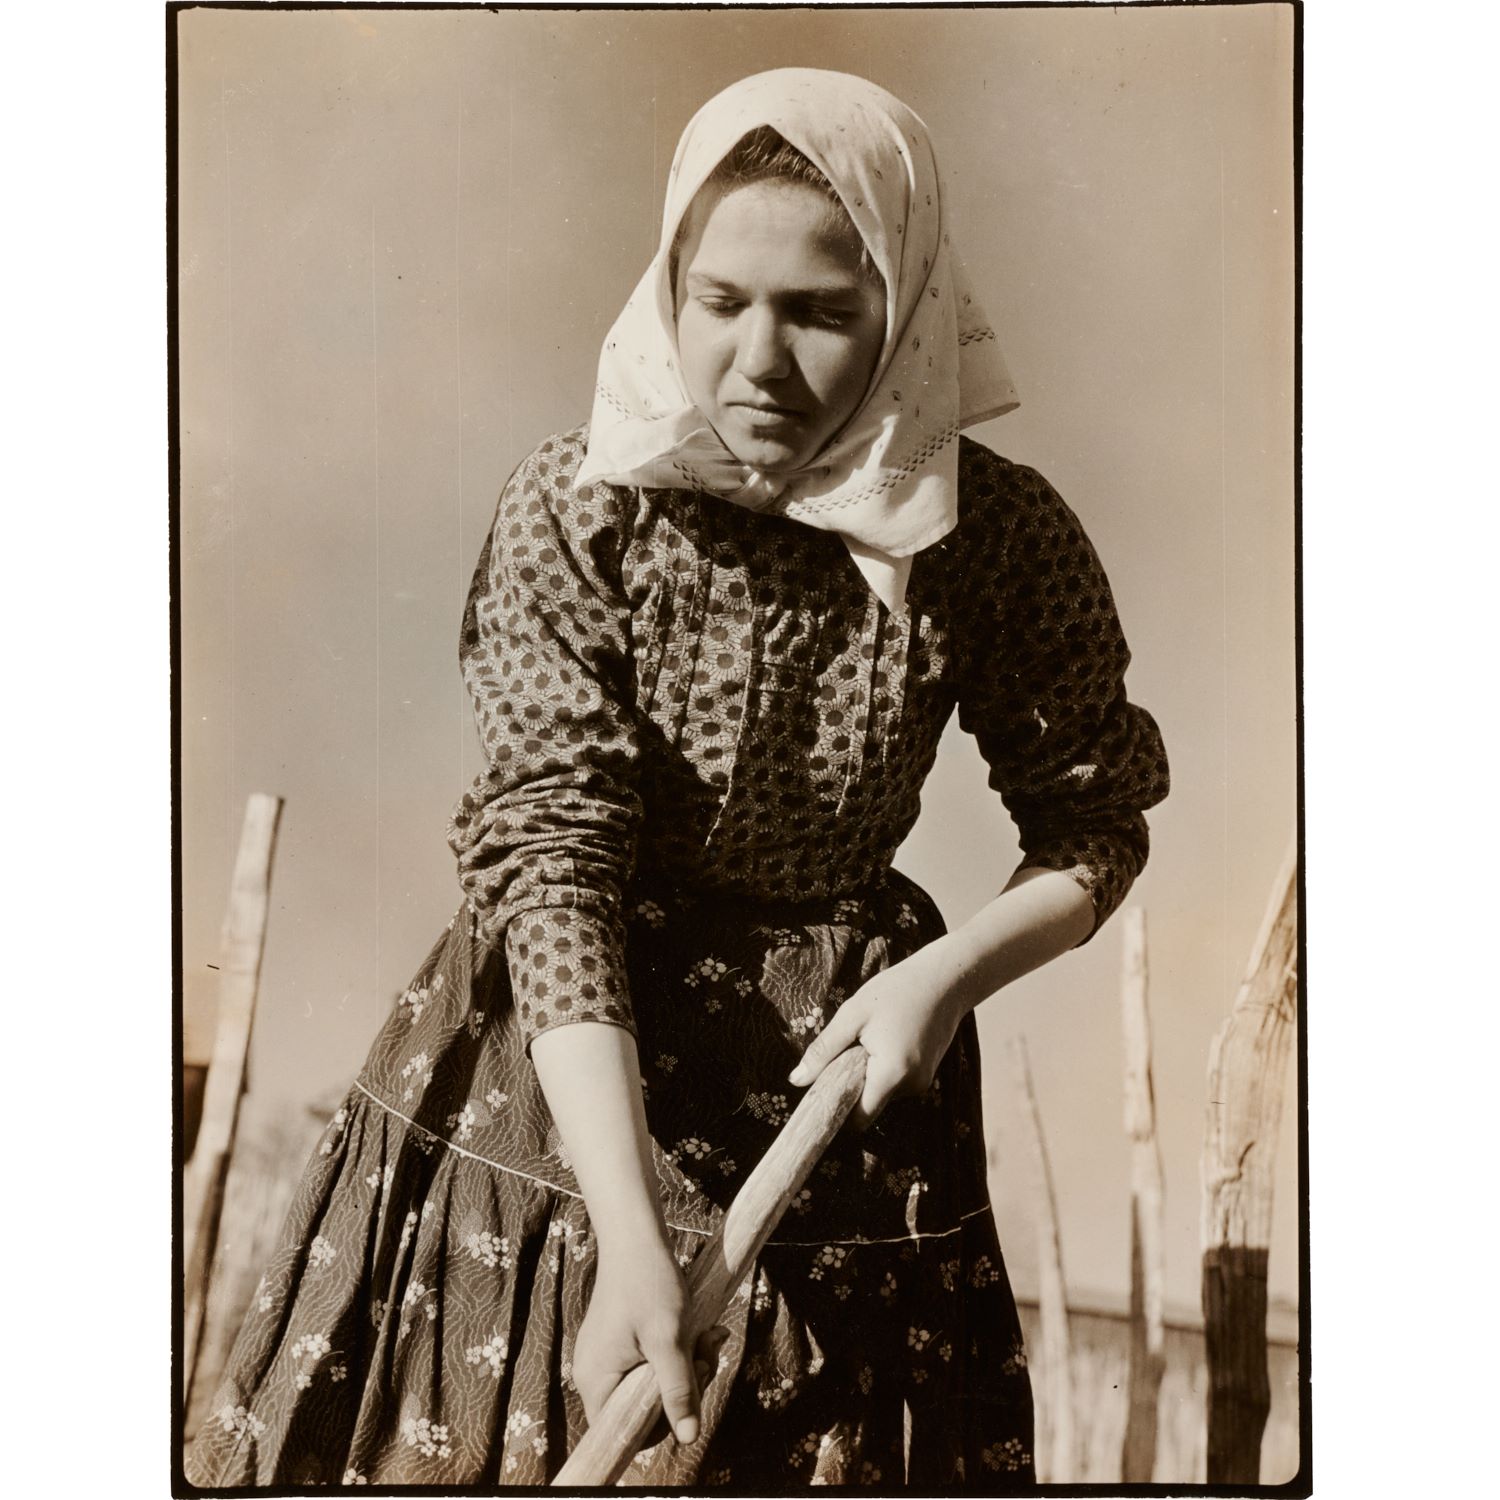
[181,792,284,1407]
[1008,1035,1076,1483]
[1200,845,1298,1482]
[1120,908,1167,1481]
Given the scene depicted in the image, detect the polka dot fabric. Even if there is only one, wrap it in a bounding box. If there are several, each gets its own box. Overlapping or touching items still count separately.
[185,425,1166,1488]
[451,425,1166,1051]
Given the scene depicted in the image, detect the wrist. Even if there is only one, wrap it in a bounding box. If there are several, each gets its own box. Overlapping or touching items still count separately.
[592,1200,672,1263]
[920,930,985,1024]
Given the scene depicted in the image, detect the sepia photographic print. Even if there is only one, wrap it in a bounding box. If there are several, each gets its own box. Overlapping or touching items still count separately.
[172,3,1302,1491]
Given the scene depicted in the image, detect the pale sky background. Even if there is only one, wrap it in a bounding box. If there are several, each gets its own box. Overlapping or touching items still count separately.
[177,4,1297,1318]
[20,2,1500,1495]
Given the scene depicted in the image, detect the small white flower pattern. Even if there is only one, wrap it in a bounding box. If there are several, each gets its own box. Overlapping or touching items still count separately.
[756,1374,796,1411]
[216,1403,266,1443]
[463,1229,513,1270]
[633,898,666,929]
[290,1332,331,1362]
[401,1415,453,1459]
[982,1437,1029,1472]
[181,425,1088,1486]
[399,1051,434,1102]
[791,1430,834,1469]
[319,1106,349,1156]
[465,1331,509,1378]
[745,1091,790,1127]
[502,1410,547,1473]
[969,1254,1001,1288]
[684,956,728,988]
[808,1245,847,1282]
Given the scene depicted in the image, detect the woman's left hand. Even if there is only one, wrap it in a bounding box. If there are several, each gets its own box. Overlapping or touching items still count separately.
[787,935,971,1127]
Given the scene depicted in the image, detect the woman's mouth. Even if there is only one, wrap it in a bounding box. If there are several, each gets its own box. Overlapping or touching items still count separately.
[730,402,804,424]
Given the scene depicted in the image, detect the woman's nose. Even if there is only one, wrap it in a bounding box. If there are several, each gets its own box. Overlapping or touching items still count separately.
[732,307,791,382]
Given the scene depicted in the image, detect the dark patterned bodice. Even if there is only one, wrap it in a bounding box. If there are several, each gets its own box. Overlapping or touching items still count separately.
[448,426,1167,1046]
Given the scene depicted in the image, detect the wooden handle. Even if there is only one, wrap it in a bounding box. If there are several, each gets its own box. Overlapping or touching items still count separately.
[552,1046,867,1486]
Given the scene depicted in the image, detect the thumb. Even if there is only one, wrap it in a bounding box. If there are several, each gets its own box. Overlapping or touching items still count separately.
[789,1004,860,1087]
[645,1334,701,1447]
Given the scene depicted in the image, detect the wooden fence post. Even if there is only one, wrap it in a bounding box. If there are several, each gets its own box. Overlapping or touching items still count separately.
[1008,1035,1076,1483]
[181,792,284,1407]
[1200,845,1298,1483]
[1120,909,1166,1481]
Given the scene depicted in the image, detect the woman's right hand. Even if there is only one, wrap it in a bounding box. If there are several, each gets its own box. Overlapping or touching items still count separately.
[529,1022,727,1444]
[573,1235,726,1446]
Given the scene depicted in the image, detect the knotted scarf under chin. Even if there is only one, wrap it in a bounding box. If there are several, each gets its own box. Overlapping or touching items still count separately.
[573,67,1021,613]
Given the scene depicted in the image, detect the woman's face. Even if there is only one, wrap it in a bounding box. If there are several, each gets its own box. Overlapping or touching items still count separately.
[673,180,887,474]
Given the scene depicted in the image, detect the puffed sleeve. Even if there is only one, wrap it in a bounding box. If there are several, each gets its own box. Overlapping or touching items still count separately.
[951,444,1169,938]
[447,430,642,1046]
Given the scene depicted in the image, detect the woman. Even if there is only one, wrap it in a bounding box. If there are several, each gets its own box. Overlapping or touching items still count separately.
[186,68,1167,1489]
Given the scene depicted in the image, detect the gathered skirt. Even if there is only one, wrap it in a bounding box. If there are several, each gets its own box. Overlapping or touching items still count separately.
[185,869,1035,1489]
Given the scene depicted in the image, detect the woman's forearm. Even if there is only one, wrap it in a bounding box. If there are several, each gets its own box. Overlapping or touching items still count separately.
[531,1020,716,1445]
[935,865,1096,1020]
[787,865,1095,1110]
[529,1021,667,1255]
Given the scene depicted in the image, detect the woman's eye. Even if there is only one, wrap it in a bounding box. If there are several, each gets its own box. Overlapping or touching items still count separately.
[698,297,743,318]
[796,304,854,330]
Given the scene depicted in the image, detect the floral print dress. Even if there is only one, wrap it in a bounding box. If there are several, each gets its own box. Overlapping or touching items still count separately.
[185,426,1168,1489]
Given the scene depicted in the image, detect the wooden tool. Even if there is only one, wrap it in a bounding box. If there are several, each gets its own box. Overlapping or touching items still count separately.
[552,1045,868,1487]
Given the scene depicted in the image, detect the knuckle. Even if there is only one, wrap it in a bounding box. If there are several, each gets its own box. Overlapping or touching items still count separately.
[641,1327,678,1359]
[656,1376,694,1412]
[644,1322,690,1359]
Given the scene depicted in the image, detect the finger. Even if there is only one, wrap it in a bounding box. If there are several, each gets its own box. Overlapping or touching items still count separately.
[693,1323,729,1359]
[788,1004,861,1087]
[575,1358,630,1426]
[693,1324,730,1388]
[853,1056,905,1130]
[645,1336,701,1446]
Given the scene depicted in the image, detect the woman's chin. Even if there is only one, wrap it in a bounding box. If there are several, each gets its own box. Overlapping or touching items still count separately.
[719,426,817,476]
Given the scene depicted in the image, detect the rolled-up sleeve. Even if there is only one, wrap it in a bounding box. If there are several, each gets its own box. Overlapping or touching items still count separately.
[954,450,1169,938]
[447,433,642,1046]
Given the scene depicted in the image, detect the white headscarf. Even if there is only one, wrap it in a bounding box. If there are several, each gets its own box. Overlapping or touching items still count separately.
[574,68,1018,611]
